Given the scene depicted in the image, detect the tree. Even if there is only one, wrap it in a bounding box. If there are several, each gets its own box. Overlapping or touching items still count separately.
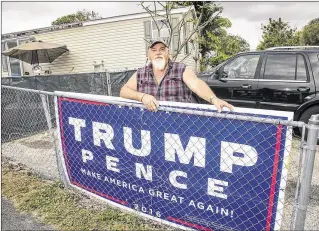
[302,17,319,45]
[51,9,102,25]
[257,18,300,50]
[177,2,250,70]
[140,1,229,71]
[172,1,231,59]
[202,32,250,68]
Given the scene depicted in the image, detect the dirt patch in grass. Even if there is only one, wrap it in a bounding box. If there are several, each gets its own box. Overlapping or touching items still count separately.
[19,140,53,149]
[1,158,171,230]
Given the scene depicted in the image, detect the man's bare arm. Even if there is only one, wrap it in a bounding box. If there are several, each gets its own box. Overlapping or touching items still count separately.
[120,72,144,101]
[183,67,234,112]
[120,72,159,111]
[183,67,216,103]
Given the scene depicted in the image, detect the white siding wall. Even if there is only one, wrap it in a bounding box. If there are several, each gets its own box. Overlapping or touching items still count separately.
[2,12,197,76]
[174,33,199,71]
[2,72,9,77]
[1,68,9,77]
[175,46,198,72]
[34,15,197,75]
[34,18,148,74]
[172,12,199,72]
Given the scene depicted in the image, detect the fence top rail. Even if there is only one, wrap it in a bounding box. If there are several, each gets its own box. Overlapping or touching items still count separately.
[1,85,55,96]
[1,86,306,127]
[1,69,136,79]
[54,91,305,128]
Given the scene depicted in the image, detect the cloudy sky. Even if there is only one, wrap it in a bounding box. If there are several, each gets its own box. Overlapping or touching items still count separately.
[2,1,319,49]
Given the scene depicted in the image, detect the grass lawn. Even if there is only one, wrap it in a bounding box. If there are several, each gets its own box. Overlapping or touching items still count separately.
[1,159,170,230]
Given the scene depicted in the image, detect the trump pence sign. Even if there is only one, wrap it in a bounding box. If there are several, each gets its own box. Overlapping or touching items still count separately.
[56,94,292,231]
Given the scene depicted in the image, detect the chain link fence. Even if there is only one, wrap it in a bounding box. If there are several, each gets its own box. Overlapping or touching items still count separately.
[1,70,135,141]
[1,70,136,97]
[1,86,59,180]
[1,85,318,231]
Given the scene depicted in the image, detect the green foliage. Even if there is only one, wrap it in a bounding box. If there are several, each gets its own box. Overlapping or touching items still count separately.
[173,2,232,58]
[308,18,319,25]
[201,32,250,70]
[257,18,300,50]
[52,9,101,25]
[302,17,319,45]
[171,1,248,70]
[141,1,240,70]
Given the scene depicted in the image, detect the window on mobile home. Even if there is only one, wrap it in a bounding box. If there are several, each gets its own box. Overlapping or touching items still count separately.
[151,20,170,40]
[1,42,8,72]
[6,41,22,77]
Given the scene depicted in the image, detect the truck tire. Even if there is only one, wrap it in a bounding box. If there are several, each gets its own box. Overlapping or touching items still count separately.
[299,106,319,142]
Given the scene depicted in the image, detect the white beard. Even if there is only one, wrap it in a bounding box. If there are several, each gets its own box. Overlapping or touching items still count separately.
[152,57,166,71]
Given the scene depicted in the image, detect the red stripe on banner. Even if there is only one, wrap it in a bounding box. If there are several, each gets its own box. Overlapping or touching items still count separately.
[59,97,126,206]
[58,96,109,182]
[167,216,213,231]
[60,97,109,106]
[266,124,283,231]
[58,97,72,179]
[71,181,128,206]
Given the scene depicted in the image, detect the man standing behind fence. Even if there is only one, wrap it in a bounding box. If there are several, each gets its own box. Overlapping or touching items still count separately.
[120,38,234,112]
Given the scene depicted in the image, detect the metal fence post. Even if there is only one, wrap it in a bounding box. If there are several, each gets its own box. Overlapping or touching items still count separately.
[40,94,68,186]
[105,70,112,96]
[293,114,319,230]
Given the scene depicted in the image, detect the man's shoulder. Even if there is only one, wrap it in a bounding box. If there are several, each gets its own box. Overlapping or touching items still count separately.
[137,64,151,73]
[170,61,186,69]
[136,67,147,75]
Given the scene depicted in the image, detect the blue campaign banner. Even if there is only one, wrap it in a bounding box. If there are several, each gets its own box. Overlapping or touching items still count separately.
[56,96,291,231]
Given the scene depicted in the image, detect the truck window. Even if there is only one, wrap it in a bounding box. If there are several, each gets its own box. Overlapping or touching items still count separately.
[264,54,295,80]
[223,54,260,79]
[263,54,308,81]
[296,54,307,81]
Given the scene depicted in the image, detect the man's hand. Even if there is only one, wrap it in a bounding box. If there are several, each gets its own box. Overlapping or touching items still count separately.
[141,94,159,112]
[211,97,234,113]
